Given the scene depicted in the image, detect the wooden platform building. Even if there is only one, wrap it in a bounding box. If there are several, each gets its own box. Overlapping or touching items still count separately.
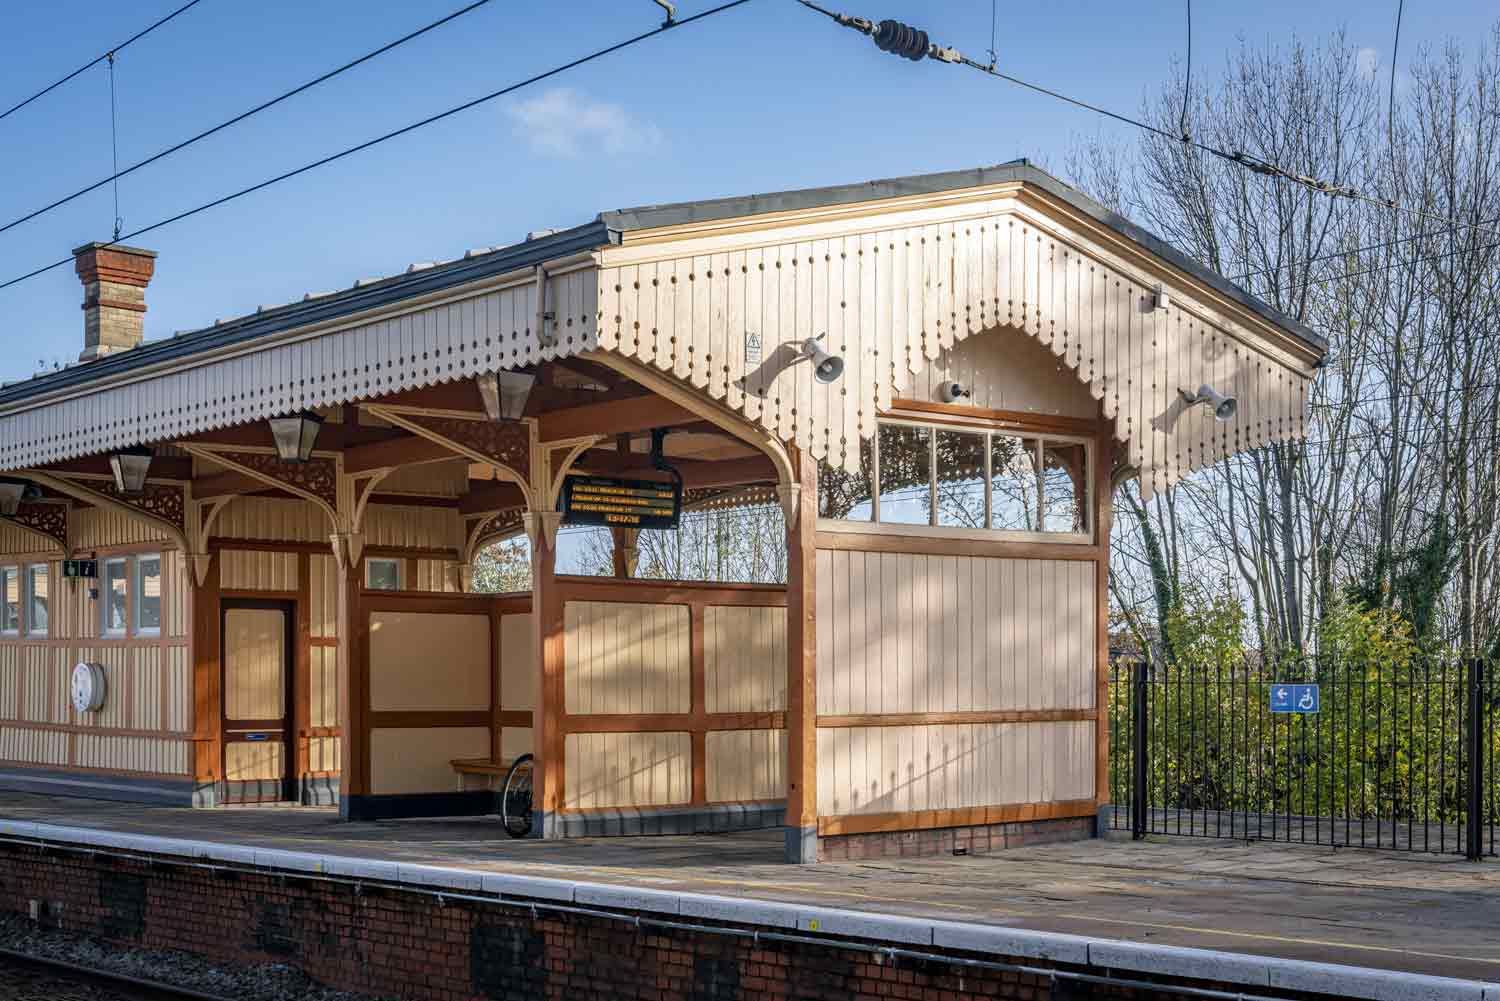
[0,163,1324,861]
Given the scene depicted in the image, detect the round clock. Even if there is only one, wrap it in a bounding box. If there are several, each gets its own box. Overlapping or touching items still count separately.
[70,662,107,714]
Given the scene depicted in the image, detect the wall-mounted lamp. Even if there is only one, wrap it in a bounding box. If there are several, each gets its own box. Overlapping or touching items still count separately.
[1181,384,1237,422]
[1153,283,1171,311]
[801,333,845,384]
[109,447,153,495]
[477,371,536,422]
[268,411,325,463]
[0,478,27,516]
[936,381,972,404]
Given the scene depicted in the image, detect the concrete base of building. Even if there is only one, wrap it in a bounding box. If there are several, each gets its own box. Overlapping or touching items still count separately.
[299,775,339,807]
[785,824,818,863]
[339,790,494,822]
[0,766,198,807]
[816,815,1094,862]
[554,802,784,838]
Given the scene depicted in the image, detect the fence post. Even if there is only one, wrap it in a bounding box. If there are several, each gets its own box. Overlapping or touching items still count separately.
[1131,659,1148,840]
[1467,657,1485,862]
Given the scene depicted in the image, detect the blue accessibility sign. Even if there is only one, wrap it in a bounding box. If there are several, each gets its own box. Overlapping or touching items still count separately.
[1269,683,1320,714]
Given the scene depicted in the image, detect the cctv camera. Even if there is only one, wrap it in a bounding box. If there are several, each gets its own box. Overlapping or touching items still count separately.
[937,381,971,404]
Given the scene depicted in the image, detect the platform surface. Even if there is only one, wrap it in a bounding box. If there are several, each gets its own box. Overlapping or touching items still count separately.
[3,792,1500,985]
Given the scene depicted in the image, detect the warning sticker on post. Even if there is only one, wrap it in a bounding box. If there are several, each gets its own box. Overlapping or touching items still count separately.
[561,475,682,530]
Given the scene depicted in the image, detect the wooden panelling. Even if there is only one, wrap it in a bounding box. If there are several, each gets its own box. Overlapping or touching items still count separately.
[0,522,59,558]
[166,645,191,732]
[705,729,786,802]
[220,550,298,592]
[906,328,1099,418]
[563,731,691,809]
[213,497,328,543]
[369,725,489,795]
[499,613,535,711]
[363,504,461,552]
[500,725,533,762]
[704,605,787,713]
[309,554,338,639]
[0,727,67,765]
[308,734,341,774]
[815,720,1094,817]
[377,459,469,497]
[368,611,490,712]
[224,740,282,781]
[23,648,67,724]
[563,601,690,715]
[0,646,16,718]
[815,550,1095,716]
[412,559,458,593]
[133,646,163,731]
[165,552,189,638]
[71,507,169,549]
[223,608,286,720]
[310,645,338,728]
[77,734,191,775]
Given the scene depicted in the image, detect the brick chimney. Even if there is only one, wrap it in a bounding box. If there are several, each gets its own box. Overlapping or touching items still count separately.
[74,241,157,362]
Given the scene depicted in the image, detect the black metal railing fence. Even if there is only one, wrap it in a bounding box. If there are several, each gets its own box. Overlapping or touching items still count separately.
[1107,656,1499,857]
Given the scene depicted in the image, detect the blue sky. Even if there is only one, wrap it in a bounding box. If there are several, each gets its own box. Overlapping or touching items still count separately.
[0,0,1493,383]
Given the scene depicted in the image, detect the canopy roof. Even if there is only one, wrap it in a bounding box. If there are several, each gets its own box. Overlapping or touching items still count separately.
[0,162,1324,497]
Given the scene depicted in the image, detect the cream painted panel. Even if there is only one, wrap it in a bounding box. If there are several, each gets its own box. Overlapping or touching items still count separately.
[413,559,458,593]
[166,645,191,732]
[224,608,286,720]
[816,551,1094,715]
[563,601,689,715]
[71,507,168,548]
[908,328,1097,417]
[378,460,469,497]
[705,729,786,803]
[22,646,67,724]
[0,727,67,765]
[499,613,534,711]
[704,606,787,713]
[0,522,61,557]
[309,554,338,639]
[363,505,462,551]
[224,741,283,781]
[563,731,690,809]
[164,552,189,638]
[220,550,298,592]
[0,646,17,718]
[75,734,191,775]
[499,726,533,762]
[213,497,327,543]
[815,720,1094,816]
[370,726,489,795]
[308,735,341,774]
[310,645,338,728]
[368,611,490,712]
[134,647,162,731]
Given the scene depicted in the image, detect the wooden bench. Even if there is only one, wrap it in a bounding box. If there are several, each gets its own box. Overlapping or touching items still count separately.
[449,757,513,793]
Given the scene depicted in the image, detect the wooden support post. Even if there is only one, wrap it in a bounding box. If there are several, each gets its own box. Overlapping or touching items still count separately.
[531,517,565,837]
[1093,422,1115,834]
[784,448,818,863]
[294,552,312,801]
[336,549,368,820]
[190,550,222,805]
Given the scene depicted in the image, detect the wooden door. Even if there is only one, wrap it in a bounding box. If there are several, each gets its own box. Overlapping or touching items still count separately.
[221,602,294,804]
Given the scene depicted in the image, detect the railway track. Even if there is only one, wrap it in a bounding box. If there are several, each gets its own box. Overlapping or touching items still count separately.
[0,946,235,1001]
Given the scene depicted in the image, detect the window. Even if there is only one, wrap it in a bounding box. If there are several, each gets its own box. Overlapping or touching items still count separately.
[134,555,161,634]
[366,558,401,591]
[101,558,129,635]
[0,567,17,634]
[821,419,1091,538]
[27,565,48,636]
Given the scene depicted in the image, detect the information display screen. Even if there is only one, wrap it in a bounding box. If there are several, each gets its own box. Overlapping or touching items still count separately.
[561,476,682,530]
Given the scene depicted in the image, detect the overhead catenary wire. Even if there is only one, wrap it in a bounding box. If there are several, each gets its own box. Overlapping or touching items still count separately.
[0,0,208,125]
[0,0,756,294]
[794,1,1488,236]
[0,0,500,240]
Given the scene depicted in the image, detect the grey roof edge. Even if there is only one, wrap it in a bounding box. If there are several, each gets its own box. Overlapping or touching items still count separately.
[602,161,1326,356]
[0,220,613,410]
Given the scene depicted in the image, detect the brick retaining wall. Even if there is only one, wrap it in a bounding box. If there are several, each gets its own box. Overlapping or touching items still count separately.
[0,840,1355,1001]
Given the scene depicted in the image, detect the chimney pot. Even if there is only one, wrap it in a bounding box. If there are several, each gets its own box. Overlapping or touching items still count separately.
[74,241,157,362]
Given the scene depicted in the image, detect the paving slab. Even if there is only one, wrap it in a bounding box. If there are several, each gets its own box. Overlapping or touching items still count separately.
[3,792,1500,985]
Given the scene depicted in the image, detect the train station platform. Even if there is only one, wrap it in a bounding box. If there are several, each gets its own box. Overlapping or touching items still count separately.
[1,791,1498,1000]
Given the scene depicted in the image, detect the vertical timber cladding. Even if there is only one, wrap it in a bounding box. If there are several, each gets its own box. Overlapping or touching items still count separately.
[558,577,788,815]
[0,506,192,791]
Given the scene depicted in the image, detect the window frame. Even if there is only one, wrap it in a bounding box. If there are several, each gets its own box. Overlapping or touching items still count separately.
[133,553,162,637]
[100,556,130,637]
[0,565,18,636]
[819,416,1095,544]
[365,557,403,592]
[25,563,48,637]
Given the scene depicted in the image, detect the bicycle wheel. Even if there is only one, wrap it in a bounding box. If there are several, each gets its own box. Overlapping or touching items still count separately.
[500,753,534,839]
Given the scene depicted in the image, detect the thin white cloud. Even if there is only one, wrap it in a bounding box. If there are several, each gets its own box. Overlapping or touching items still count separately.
[1356,46,1380,80]
[505,88,663,158]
